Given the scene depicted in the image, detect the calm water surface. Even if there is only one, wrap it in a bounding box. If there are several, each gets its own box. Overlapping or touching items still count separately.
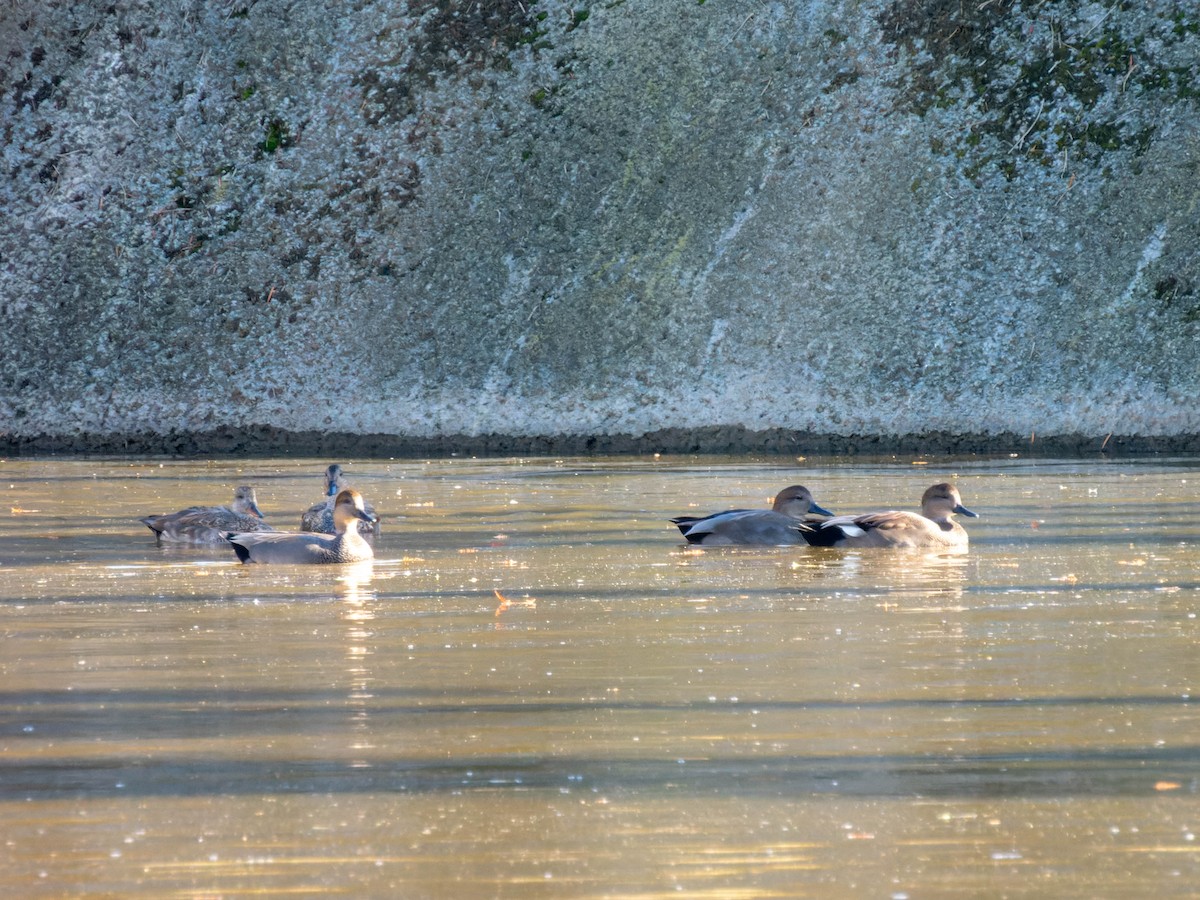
[1,455,1198,897]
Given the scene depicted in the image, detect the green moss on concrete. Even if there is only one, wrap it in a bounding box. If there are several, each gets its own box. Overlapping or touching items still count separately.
[882,1,1200,181]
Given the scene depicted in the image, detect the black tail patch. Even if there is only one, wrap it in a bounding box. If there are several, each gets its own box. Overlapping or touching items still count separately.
[226,533,252,563]
[795,522,844,547]
[669,516,702,539]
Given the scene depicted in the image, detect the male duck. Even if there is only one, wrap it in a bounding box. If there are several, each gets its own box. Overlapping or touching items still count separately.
[300,464,379,535]
[228,489,376,564]
[141,485,275,545]
[797,482,977,549]
[671,484,834,546]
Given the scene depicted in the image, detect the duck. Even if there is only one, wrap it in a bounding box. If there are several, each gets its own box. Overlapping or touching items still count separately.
[300,464,379,536]
[796,482,977,549]
[670,484,835,545]
[140,485,276,545]
[228,488,377,564]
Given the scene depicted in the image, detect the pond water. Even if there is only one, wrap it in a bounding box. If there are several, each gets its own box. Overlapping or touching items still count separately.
[1,454,1198,897]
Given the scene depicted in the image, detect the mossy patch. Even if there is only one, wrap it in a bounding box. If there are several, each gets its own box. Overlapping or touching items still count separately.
[354,1,596,123]
[159,165,243,259]
[880,1,1200,182]
[1155,275,1200,323]
[405,0,548,79]
[257,117,292,156]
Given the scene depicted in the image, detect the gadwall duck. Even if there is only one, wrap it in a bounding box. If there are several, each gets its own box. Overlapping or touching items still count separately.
[797,482,978,549]
[228,489,376,564]
[300,464,379,535]
[140,485,275,545]
[670,484,834,545]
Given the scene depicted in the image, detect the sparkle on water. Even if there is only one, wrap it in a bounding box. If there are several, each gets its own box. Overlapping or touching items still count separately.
[1,455,1198,897]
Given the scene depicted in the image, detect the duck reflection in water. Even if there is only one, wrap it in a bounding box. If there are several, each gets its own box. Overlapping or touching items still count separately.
[228,489,376,564]
[671,485,834,546]
[140,485,276,545]
[797,482,977,550]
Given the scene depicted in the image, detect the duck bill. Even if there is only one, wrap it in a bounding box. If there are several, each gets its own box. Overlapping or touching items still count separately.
[809,503,835,517]
[355,509,377,525]
[250,503,265,519]
[954,504,979,518]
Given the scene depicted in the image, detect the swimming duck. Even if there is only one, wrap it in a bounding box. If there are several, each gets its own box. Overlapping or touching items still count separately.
[670,484,834,545]
[140,485,275,545]
[300,464,379,535]
[797,482,977,549]
[228,489,376,564]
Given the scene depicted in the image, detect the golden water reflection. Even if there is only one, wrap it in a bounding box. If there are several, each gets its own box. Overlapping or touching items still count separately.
[1,455,1198,896]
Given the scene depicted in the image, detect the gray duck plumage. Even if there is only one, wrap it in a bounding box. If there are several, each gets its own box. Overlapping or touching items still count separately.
[670,485,834,546]
[141,485,275,545]
[300,464,379,536]
[229,489,377,564]
[797,482,978,549]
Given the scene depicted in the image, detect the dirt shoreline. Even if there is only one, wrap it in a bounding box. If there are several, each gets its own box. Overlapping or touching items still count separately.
[2,427,1197,458]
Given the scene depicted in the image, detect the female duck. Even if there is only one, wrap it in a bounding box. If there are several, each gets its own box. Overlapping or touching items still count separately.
[300,464,379,535]
[228,489,376,564]
[141,485,275,545]
[670,485,834,546]
[797,482,977,549]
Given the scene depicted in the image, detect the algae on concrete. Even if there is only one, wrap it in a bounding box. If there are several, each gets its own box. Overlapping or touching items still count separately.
[1,0,1197,452]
